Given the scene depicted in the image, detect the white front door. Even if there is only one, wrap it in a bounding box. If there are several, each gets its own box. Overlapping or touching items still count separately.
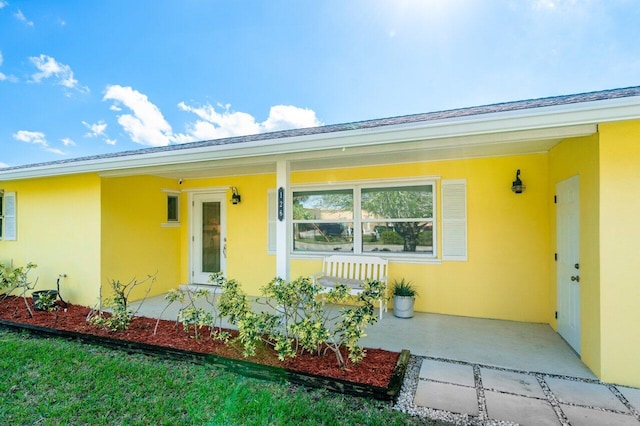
[556,175,581,354]
[191,193,226,284]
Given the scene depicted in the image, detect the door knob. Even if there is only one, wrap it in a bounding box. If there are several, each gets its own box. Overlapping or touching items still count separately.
[571,275,580,282]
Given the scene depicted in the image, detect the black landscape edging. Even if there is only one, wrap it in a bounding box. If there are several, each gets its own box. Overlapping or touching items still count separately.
[0,319,409,401]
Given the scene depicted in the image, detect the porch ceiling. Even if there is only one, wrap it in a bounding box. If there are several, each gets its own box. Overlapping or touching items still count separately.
[105,124,595,180]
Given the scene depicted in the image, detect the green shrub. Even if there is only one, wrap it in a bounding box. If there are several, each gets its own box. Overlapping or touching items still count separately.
[218,275,386,367]
[156,281,229,341]
[33,291,58,311]
[89,274,156,332]
[0,262,38,317]
[380,230,404,245]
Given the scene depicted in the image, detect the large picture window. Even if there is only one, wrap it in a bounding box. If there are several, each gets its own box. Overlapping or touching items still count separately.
[292,182,434,256]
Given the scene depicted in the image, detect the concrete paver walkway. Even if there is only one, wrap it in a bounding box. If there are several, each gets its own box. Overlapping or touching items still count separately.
[396,356,640,425]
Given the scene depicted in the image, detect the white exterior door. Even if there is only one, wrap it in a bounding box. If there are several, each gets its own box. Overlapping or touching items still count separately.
[556,175,581,354]
[191,193,226,284]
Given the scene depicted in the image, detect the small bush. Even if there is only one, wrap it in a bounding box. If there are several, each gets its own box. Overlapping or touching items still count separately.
[218,275,386,367]
[89,274,156,332]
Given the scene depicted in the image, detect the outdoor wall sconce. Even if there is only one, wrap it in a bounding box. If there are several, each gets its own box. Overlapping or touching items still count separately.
[511,169,526,194]
[230,187,242,204]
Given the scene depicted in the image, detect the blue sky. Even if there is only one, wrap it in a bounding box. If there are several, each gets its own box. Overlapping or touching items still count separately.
[1,0,639,168]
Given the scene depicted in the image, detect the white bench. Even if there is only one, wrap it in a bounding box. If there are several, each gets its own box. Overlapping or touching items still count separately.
[311,255,388,319]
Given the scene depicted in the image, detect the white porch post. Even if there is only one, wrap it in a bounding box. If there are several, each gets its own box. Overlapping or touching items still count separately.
[276,160,290,281]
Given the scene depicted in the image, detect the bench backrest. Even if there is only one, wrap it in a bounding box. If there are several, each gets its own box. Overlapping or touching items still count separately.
[322,255,388,282]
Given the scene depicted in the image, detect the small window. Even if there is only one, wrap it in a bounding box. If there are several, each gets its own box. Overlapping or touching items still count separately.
[167,195,179,222]
[161,189,181,227]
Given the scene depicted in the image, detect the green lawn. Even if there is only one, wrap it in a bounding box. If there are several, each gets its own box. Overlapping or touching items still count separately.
[0,329,443,425]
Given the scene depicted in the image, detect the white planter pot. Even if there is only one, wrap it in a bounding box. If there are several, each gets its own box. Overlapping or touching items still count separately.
[393,296,415,318]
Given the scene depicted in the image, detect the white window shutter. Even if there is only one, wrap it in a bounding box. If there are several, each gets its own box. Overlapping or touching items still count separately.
[267,189,276,253]
[441,180,466,261]
[3,192,17,241]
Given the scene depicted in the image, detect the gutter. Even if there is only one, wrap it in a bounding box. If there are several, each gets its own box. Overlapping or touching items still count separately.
[2,93,640,181]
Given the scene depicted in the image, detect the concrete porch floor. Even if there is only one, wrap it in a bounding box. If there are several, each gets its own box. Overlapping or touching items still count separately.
[131,292,592,378]
[130,294,640,425]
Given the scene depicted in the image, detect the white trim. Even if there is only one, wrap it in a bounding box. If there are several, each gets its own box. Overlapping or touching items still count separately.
[161,188,182,194]
[291,252,442,265]
[2,93,638,181]
[292,176,440,191]
[189,192,227,283]
[182,186,228,194]
[276,160,290,280]
[161,222,181,228]
[267,189,277,254]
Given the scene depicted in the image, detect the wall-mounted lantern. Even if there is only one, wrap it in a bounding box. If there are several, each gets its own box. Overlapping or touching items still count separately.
[511,169,526,194]
[230,187,242,204]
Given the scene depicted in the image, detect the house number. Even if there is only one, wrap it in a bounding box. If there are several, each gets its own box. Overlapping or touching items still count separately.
[277,187,285,221]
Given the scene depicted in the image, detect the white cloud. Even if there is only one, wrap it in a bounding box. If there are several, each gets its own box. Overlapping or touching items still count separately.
[82,120,107,138]
[261,105,322,132]
[103,85,174,147]
[103,85,322,147]
[82,120,116,145]
[61,137,76,147]
[13,130,47,146]
[0,72,19,83]
[177,102,322,142]
[177,102,261,140]
[0,162,10,169]
[15,9,34,26]
[29,54,88,92]
[0,50,18,83]
[13,130,66,155]
[0,1,8,9]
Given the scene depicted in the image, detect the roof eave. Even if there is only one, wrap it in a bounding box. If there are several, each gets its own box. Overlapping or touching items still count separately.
[2,94,640,181]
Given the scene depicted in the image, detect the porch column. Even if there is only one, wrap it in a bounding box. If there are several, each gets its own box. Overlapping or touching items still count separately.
[276,160,290,281]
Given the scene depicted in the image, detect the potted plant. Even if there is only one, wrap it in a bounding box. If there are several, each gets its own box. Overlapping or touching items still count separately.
[392,279,417,318]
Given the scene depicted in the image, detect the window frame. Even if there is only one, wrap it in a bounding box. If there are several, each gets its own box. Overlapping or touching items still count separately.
[161,189,181,228]
[290,178,438,261]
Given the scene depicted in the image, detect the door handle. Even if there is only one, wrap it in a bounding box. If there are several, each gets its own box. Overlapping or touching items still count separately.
[223,238,227,258]
[571,275,580,283]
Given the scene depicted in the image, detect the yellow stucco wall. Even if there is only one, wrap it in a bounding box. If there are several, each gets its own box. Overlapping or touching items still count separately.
[290,153,551,323]
[0,174,101,306]
[549,134,601,377]
[598,120,640,387]
[100,175,182,301]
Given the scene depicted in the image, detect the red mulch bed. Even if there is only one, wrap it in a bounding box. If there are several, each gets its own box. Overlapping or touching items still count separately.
[0,296,398,388]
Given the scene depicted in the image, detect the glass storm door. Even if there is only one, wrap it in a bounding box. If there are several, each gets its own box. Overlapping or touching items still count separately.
[192,193,226,284]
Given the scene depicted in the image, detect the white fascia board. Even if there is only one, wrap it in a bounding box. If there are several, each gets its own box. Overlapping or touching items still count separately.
[2,95,640,181]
